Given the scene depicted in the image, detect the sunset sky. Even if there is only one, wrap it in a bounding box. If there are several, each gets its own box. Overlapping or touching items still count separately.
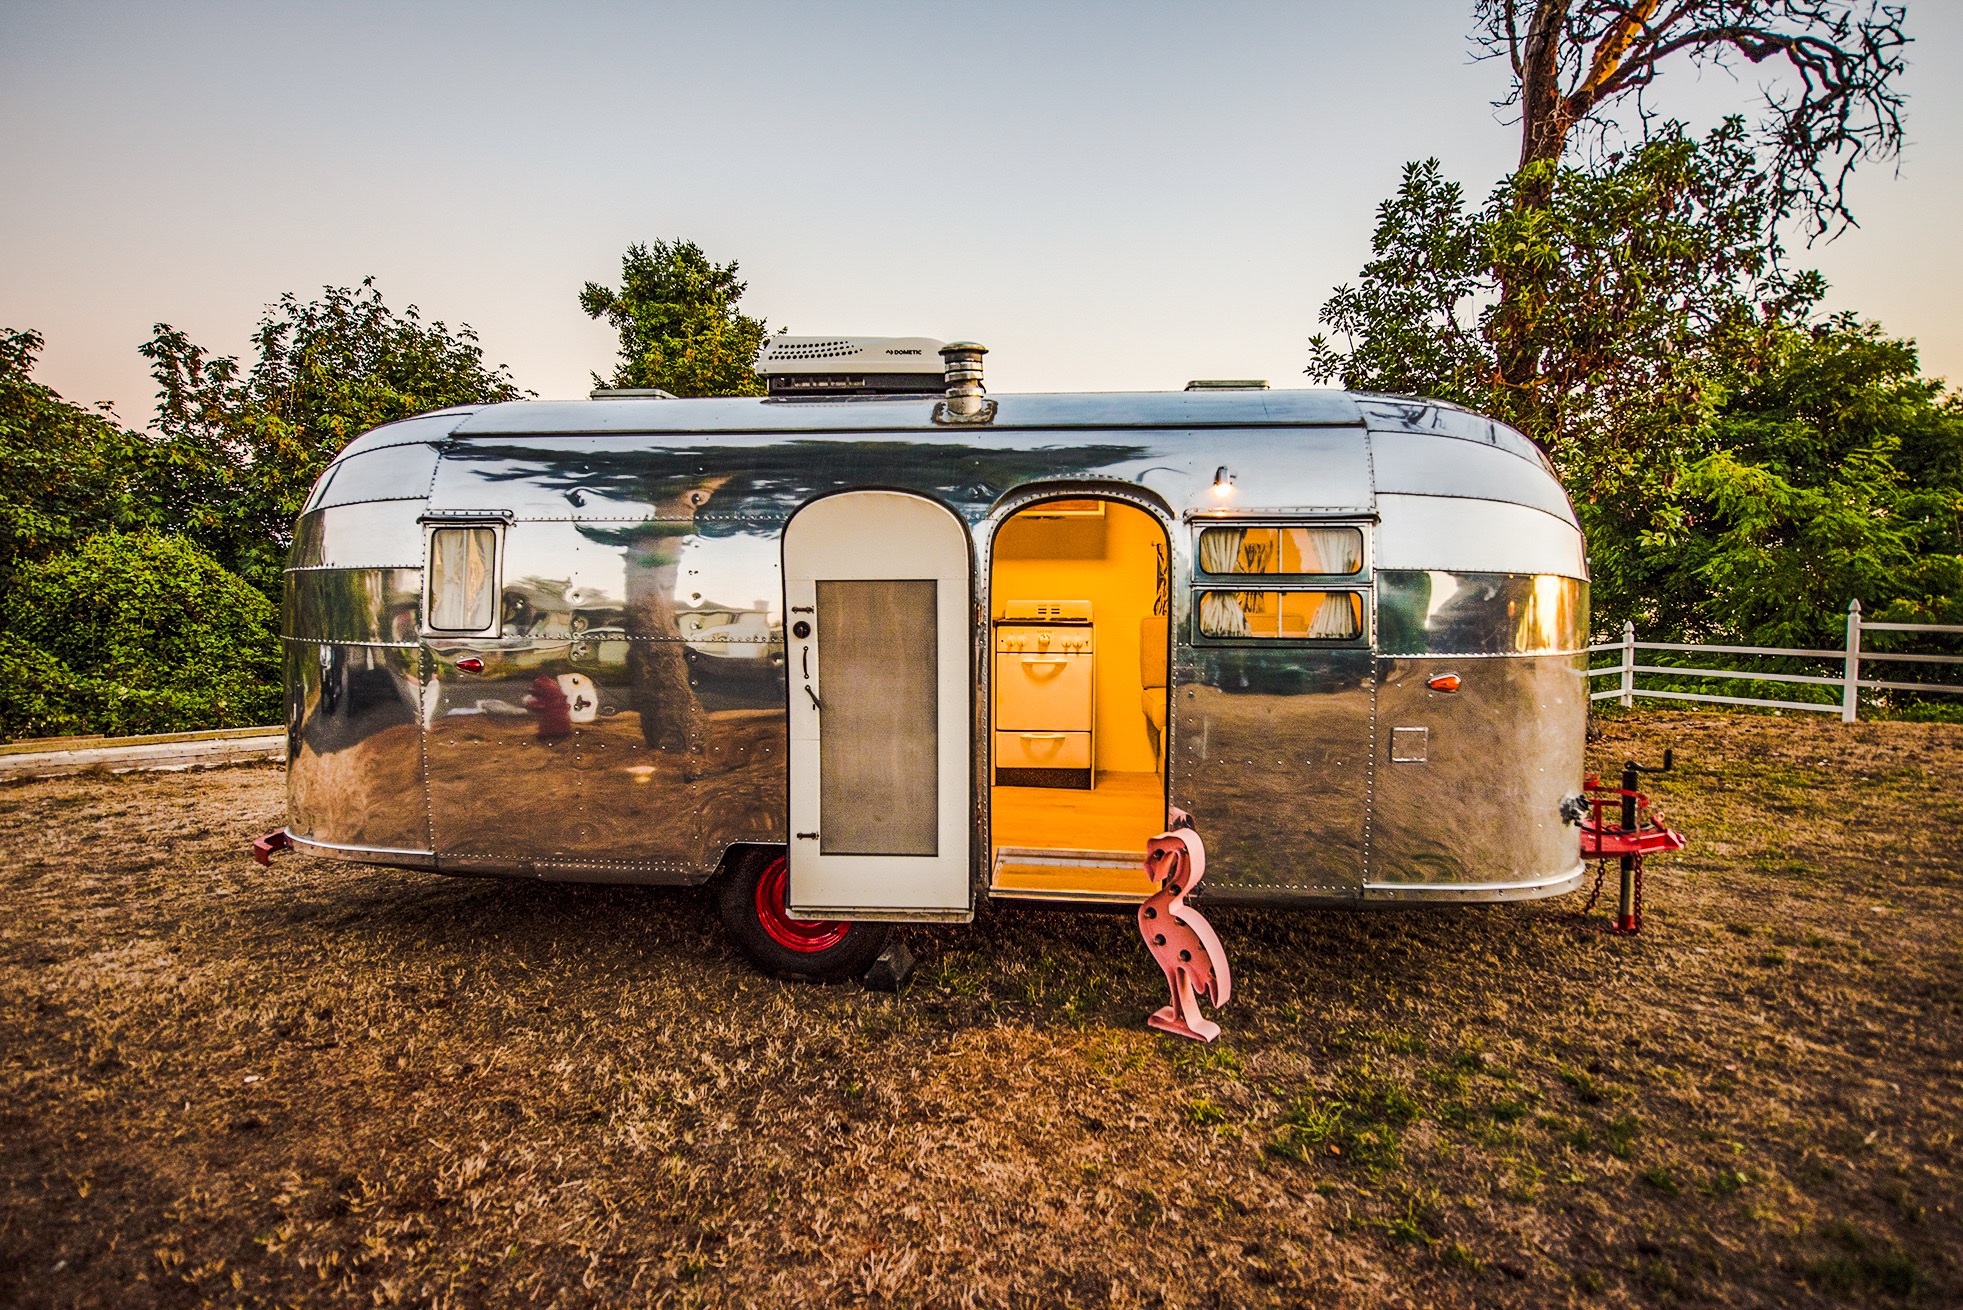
[5,0,1959,424]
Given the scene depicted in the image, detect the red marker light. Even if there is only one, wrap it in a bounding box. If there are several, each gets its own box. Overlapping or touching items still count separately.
[1426,673,1462,693]
[455,657,484,673]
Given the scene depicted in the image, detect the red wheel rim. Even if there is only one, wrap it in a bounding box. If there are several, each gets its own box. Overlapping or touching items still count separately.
[754,855,850,953]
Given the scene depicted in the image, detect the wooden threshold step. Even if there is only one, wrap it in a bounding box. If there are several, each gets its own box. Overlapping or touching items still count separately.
[990,846,1155,902]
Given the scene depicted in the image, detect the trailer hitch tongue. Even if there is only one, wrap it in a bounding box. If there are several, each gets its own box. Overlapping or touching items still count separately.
[252,830,294,867]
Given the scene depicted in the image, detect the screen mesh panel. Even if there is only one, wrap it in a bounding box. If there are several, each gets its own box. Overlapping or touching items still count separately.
[817,579,938,855]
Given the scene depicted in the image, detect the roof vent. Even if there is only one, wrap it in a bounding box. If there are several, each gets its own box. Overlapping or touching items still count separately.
[933,342,995,425]
[590,386,678,400]
[1184,379,1269,391]
[754,335,947,397]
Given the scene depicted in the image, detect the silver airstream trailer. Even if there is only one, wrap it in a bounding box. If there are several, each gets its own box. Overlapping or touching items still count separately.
[274,340,1590,978]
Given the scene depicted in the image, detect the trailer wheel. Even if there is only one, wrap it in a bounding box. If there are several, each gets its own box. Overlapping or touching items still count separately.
[717,849,891,981]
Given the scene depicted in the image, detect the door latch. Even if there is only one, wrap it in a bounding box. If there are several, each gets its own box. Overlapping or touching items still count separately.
[803,685,822,711]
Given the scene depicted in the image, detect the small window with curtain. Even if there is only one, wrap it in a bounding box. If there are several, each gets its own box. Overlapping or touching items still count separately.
[1197,590,1363,640]
[1196,525,1363,576]
[426,526,499,633]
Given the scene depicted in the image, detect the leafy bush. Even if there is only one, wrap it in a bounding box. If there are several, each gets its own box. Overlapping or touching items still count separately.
[141,278,526,598]
[0,532,280,739]
[0,327,160,590]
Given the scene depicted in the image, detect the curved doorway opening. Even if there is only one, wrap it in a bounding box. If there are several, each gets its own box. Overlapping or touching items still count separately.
[987,496,1171,902]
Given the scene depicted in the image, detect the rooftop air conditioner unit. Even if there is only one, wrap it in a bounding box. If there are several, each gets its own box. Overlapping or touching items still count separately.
[754,335,948,397]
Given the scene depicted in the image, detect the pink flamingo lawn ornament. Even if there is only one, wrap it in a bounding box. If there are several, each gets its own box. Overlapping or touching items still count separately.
[1137,825,1232,1042]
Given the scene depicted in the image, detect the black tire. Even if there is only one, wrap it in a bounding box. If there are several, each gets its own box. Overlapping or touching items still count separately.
[716,848,891,982]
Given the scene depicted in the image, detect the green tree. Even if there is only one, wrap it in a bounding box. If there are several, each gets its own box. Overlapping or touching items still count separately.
[580,240,770,397]
[0,328,159,589]
[1306,130,1963,648]
[141,278,525,596]
[0,531,281,738]
[1308,120,1825,630]
[1660,316,1963,646]
[1473,2,1910,397]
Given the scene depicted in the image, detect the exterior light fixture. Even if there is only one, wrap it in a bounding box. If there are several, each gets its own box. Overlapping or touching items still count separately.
[1211,466,1235,498]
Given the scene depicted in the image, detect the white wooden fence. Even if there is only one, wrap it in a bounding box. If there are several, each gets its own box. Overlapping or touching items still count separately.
[1588,600,1963,722]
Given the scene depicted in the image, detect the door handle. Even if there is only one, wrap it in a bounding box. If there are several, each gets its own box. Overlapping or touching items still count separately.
[1019,732,1068,740]
[801,646,810,679]
[803,685,822,711]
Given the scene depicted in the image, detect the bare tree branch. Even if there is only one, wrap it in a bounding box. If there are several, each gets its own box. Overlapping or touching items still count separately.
[1473,1,1909,237]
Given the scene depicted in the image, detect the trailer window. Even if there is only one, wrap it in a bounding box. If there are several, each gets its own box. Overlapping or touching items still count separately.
[1197,590,1362,639]
[427,527,498,632]
[1197,525,1362,576]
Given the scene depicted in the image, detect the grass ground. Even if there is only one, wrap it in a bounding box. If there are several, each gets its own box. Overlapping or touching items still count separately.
[1,711,1957,1307]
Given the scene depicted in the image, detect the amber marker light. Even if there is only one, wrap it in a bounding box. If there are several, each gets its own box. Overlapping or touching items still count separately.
[1426,673,1462,692]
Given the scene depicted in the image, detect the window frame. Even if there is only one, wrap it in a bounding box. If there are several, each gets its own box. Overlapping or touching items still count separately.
[421,516,507,638]
[1188,517,1375,648]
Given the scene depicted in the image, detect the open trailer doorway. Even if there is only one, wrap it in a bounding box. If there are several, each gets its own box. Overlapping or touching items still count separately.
[987,496,1172,902]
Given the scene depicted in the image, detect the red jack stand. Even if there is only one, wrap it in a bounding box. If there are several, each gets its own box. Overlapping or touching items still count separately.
[251,830,294,867]
[1576,752,1685,934]
[1138,827,1232,1042]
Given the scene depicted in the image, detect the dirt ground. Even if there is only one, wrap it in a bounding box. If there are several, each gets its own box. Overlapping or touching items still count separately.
[1,711,1958,1308]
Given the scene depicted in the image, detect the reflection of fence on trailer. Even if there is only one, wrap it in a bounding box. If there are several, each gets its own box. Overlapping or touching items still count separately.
[1590,601,1963,721]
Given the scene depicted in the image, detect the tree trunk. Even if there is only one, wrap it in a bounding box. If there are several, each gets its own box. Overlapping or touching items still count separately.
[1496,2,1575,398]
[1516,1,1574,181]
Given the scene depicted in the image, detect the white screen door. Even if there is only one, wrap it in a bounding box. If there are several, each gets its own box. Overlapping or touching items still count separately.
[783,491,972,920]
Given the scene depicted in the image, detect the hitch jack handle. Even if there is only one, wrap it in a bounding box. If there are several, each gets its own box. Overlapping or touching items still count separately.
[1615,749,1673,931]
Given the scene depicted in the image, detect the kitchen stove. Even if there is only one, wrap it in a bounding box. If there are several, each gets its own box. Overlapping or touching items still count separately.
[994,599,1094,789]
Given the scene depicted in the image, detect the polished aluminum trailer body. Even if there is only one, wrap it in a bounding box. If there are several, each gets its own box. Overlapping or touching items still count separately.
[282,390,1590,909]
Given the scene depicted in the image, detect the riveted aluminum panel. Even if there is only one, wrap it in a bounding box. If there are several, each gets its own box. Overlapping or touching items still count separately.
[1171,647,1372,899]
[423,641,571,870]
[1375,495,1587,580]
[1378,572,1589,657]
[283,568,422,645]
[289,501,426,570]
[1367,654,1587,896]
[450,389,1365,437]
[423,518,709,878]
[1356,397,1550,469]
[285,639,430,854]
[679,516,788,859]
[429,424,1371,530]
[328,408,478,462]
[1368,430,1575,523]
[309,441,442,510]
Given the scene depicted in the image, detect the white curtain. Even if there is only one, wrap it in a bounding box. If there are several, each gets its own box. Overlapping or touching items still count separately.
[1305,591,1358,638]
[431,528,494,631]
[1292,528,1363,575]
[1199,590,1251,637]
[1199,526,1245,573]
[1201,526,1361,575]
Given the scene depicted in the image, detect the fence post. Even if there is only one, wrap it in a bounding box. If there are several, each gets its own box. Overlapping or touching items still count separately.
[1842,599,1862,723]
[1620,619,1636,708]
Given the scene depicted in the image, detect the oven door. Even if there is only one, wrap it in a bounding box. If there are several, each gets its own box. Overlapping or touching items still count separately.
[994,648,1093,730]
[782,491,973,921]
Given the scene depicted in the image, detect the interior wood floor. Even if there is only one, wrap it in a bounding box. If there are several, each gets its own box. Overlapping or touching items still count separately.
[990,770,1164,899]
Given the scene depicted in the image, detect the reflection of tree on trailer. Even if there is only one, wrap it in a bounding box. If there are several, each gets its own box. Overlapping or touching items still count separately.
[265,338,1634,985]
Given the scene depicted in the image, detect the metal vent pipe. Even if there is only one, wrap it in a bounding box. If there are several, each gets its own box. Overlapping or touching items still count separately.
[937,342,992,422]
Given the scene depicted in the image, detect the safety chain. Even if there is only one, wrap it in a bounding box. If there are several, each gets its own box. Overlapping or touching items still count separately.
[1547,856,1644,935]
